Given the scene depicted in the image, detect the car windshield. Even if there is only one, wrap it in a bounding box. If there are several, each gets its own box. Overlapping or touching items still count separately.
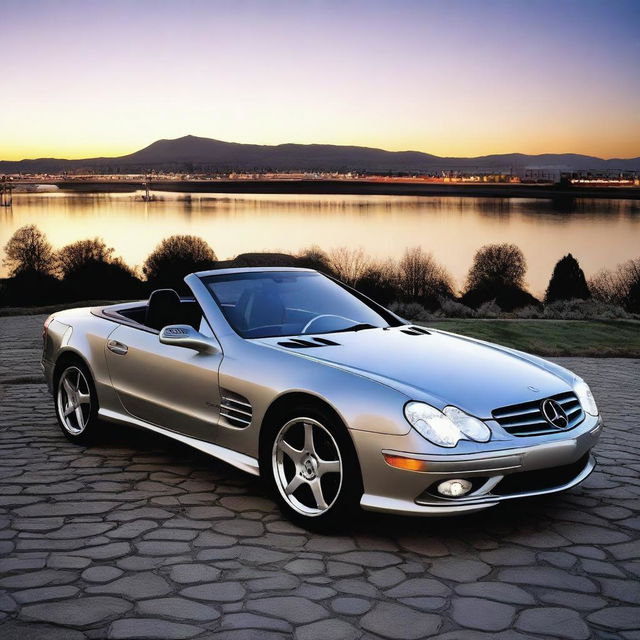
[201,271,395,338]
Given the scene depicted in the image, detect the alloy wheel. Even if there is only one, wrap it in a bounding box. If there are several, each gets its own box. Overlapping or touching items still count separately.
[56,366,91,435]
[272,417,343,516]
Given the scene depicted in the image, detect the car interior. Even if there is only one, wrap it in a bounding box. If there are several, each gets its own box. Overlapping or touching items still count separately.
[116,289,204,332]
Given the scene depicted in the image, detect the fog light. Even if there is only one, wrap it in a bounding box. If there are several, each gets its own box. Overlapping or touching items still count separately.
[437,479,472,497]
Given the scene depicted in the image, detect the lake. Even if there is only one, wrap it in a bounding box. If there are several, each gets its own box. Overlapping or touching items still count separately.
[1,191,638,296]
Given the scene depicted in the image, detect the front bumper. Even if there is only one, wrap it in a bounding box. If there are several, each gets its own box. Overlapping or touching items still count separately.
[353,414,602,516]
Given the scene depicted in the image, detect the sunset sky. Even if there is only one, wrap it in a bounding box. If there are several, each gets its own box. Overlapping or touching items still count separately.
[1,0,639,161]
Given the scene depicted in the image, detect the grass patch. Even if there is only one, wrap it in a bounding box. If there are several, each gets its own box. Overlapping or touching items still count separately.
[419,319,640,358]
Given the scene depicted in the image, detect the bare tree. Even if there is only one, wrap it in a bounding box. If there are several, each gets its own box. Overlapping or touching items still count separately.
[397,247,454,303]
[589,257,640,308]
[465,243,526,292]
[327,247,371,285]
[2,224,56,276]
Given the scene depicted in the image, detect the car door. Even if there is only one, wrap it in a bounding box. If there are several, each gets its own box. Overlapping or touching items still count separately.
[104,319,223,442]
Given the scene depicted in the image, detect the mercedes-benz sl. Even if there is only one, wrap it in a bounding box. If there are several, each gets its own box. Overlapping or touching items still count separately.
[42,268,602,527]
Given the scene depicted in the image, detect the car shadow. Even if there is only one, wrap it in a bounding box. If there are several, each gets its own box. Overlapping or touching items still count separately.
[89,419,579,544]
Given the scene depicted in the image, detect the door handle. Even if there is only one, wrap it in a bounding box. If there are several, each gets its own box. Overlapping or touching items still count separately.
[107,340,128,355]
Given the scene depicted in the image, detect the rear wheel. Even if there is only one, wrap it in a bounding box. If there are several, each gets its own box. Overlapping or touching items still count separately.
[262,405,362,530]
[55,361,100,444]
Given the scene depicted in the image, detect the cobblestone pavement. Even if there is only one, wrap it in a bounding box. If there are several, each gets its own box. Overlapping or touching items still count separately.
[0,314,639,640]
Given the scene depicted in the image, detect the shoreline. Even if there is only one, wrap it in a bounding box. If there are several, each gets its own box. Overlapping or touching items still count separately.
[14,179,640,199]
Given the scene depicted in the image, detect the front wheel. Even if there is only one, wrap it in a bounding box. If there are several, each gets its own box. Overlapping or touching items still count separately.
[55,361,100,445]
[262,405,363,530]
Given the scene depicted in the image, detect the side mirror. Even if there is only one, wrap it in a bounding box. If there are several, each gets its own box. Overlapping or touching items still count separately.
[159,325,218,354]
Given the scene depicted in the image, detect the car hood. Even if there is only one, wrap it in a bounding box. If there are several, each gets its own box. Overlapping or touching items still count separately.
[256,326,574,418]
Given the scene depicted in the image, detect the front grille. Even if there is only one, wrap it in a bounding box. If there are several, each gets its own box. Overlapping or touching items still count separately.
[493,453,590,495]
[492,391,584,436]
[220,391,252,428]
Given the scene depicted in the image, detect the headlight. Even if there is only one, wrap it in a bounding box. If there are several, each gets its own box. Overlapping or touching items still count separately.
[404,402,491,447]
[574,379,598,416]
[443,406,491,442]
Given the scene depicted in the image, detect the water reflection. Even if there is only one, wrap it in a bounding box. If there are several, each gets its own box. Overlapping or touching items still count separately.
[1,192,638,295]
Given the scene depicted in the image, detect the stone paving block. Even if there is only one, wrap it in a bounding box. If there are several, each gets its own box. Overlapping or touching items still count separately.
[429,557,492,582]
[86,572,172,598]
[515,607,590,639]
[168,563,222,584]
[137,597,221,622]
[588,606,640,630]
[247,596,329,624]
[361,601,442,639]
[454,581,535,605]
[451,597,516,632]
[295,618,361,640]
[20,596,132,626]
[107,618,203,639]
[219,612,292,632]
[180,582,246,602]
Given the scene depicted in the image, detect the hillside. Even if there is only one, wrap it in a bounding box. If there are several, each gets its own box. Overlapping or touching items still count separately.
[1,135,639,173]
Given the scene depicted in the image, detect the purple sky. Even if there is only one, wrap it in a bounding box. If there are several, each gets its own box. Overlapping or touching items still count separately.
[2,0,639,159]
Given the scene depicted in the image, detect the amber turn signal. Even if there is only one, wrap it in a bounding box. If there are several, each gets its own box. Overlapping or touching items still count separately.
[383,453,429,472]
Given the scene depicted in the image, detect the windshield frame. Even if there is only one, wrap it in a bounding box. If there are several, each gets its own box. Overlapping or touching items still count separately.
[199,269,403,339]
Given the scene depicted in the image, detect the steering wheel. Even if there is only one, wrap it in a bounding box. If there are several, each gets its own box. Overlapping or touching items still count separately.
[301,314,354,334]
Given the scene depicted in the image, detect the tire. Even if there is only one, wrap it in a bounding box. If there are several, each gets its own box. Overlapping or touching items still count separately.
[54,359,100,445]
[260,404,363,531]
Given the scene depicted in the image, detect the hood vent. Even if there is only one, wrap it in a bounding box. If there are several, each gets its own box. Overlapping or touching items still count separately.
[220,390,252,428]
[401,326,431,336]
[278,337,340,348]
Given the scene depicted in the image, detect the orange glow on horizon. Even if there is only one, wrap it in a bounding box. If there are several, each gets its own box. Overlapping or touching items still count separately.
[1,1,639,163]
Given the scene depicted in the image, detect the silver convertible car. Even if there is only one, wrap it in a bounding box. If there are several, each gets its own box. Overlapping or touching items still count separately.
[42,268,602,527]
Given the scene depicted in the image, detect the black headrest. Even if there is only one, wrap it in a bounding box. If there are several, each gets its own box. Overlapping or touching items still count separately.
[145,289,182,331]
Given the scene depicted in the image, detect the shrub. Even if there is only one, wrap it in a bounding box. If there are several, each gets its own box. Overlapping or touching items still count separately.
[388,301,433,321]
[628,279,640,313]
[143,235,217,292]
[0,269,63,306]
[542,299,633,320]
[396,247,454,309]
[56,238,115,279]
[232,252,299,267]
[513,305,545,319]
[2,224,56,276]
[462,243,536,311]
[437,298,477,318]
[296,245,335,275]
[461,282,540,311]
[355,260,399,305]
[545,253,590,303]
[465,243,527,292]
[476,300,502,318]
[62,259,144,301]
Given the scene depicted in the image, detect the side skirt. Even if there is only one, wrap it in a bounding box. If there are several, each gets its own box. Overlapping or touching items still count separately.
[98,408,260,477]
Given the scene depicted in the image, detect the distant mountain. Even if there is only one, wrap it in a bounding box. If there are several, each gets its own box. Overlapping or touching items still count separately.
[1,135,639,173]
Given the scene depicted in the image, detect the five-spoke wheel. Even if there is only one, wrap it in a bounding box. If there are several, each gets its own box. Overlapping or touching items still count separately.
[273,418,343,516]
[263,405,363,529]
[54,361,99,443]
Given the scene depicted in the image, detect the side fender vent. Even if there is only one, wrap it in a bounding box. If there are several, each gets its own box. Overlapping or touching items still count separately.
[220,390,252,428]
